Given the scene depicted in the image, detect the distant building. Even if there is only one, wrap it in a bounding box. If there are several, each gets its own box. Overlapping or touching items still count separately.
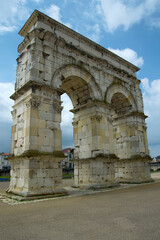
[0,153,10,170]
[62,148,74,169]
[152,157,157,162]
[150,156,160,171]
[156,156,160,162]
[152,156,160,162]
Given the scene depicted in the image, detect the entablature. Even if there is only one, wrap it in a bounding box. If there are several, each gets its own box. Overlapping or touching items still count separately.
[18,10,139,74]
[17,27,140,88]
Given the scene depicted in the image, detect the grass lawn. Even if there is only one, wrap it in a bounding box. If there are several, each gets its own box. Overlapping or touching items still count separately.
[62,174,73,179]
[0,176,10,181]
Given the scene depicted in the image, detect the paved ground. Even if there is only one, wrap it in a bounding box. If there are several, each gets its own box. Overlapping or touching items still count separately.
[0,173,160,240]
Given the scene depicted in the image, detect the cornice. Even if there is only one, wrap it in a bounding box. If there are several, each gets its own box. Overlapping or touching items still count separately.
[113,111,148,121]
[17,28,139,84]
[19,10,39,37]
[70,101,109,113]
[10,80,63,100]
[19,10,140,73]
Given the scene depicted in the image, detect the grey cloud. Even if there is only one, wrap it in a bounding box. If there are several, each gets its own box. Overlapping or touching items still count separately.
[0,121,12,153]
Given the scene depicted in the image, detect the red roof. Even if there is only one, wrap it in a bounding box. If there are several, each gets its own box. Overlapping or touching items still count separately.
[62,148,71,153]
[1,153,10,156]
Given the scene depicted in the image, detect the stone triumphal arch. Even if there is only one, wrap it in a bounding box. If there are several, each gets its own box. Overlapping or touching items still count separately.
[8,10,151,196]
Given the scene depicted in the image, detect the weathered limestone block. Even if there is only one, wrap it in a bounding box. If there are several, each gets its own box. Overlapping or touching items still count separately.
[73,158,118,189]
[115,158,152,183]
[10,82,63,156]
[72,102,115,160]
[8,154,65,196]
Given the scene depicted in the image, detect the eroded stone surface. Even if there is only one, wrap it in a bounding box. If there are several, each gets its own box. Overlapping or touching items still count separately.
[73,158,118,189]
[8,156,63,196]
[9,10,151,195]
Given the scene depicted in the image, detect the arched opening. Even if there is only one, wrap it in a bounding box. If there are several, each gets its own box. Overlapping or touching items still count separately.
[61,93,74,177]
[105,83,137,113]
[60,75,93,182]
[61,93,74,149]
[111,92,132,118]
[51,64,103,103]
[61,76,92,108]
[110,92,134,159]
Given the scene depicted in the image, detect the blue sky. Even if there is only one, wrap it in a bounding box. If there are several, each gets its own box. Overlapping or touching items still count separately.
[0,0,160,157]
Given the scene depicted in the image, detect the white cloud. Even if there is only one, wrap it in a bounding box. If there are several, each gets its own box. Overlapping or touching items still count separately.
[61,93,73,127]
[108,47,144,67]
[44,4,61,22]
[97,0,160,32]
[0,0,29,34]
[89,24,101,42]
[0,0,28,23]
[0,25,17,34]
[149,17,160,28]
[81,23,101,43]
[141,78,160,157]
[43,4,72,29]
[142,78,160,96]
[0,82,14,122]
[61,93,74,148]
[33,0,42,2]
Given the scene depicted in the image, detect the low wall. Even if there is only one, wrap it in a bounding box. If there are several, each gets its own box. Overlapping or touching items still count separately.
[149,162,160,171]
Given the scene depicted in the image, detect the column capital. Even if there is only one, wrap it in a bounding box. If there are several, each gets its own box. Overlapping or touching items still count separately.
[90,115,102,122]
[25,98,40,108]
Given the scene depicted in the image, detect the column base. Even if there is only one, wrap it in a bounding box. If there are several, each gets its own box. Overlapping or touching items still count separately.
[8,155,67,197]
[115,158,153,183]
[72,158,118,189]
